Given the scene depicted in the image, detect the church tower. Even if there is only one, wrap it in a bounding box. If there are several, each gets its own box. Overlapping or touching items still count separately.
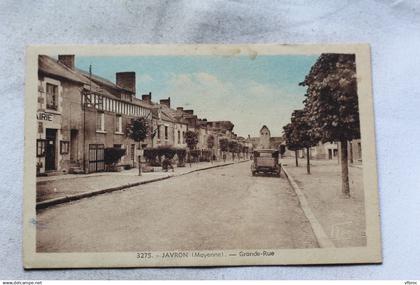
[259,125,271,149]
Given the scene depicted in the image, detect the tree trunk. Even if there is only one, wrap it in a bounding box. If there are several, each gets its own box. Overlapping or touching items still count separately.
[295,150,299,167]
[349,141,354,164]
[340,140,350,198]
[138,142,142,176]
[306,147,310,174]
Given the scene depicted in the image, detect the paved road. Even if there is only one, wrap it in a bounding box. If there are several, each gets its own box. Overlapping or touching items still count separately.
[37,161,318,252]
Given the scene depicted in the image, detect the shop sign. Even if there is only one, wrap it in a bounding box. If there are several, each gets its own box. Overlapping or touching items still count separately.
[37,112,53,121]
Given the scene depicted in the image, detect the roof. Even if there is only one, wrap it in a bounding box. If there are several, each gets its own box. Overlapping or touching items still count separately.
[76,68,134,94]
[132,97,154,109]
[39,55,87,84]
[260,125,270,133]
[39,55,117,99]
[39,55,152,109]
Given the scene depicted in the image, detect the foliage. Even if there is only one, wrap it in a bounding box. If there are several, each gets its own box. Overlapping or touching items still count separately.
[176,148,187,162]
[283,123,301,151]
[279,145,286,156]
[143,148,159,162]
[300,53,360,143]
[190,149,201,158]
[219,138,229,152]
[185,130,199,150]
[291,109,319,148]
[300,53,359,195]
[126,117,149,143]
[207,135,215,149]
[144,146,184,163]
[104,147,126,166]
[228,140,239,153]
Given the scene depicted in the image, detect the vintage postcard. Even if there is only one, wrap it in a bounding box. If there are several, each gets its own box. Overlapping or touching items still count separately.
[23,44,381,268]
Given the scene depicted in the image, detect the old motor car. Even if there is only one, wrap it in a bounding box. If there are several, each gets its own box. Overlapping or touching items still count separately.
[251,149,281,177]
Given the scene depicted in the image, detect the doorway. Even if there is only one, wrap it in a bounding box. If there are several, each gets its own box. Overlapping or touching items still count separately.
[70,129,78,162]
[45,129,57,171]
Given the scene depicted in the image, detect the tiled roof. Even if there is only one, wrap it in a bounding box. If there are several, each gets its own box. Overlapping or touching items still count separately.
[39,55,152,109]
[39,55,87,84]
[76,68,133,94]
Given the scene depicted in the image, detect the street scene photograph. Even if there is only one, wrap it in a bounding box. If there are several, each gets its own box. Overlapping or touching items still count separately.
[24,45,381,267]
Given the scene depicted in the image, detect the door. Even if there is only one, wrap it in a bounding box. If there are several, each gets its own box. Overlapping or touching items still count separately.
[328,149,332,160]
[45,129,57,171]
[70,129,78,162]
[88,144,104,172]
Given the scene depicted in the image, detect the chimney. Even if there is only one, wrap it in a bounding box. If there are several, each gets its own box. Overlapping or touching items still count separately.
[142,92,152,103]
[159,97,171,108]
[184,109,194,115]
[176,107,184,112]
[116,72,136,93]
[58,55,75,70]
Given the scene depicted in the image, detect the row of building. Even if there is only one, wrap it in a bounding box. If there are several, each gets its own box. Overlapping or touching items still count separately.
[36,54,251,176]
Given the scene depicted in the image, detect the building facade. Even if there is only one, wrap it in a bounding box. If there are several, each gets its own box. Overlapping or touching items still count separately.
[36,55,152,175]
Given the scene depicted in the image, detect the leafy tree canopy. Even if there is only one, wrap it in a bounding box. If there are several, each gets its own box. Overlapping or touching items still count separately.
[126,117,149,143]
[300,53,360,143]
[185,130,199,150]
[219,138,229,152]
[283,110,318,150]
[207,135,215,149]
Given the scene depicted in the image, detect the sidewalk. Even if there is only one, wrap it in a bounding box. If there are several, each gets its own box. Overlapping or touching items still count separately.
[282,158,366,248]
[37,159,249,207]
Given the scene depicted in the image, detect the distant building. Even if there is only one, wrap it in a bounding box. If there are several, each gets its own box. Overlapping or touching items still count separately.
[259,125,271,148]
[249,125,284,150]
[144,95,188,148]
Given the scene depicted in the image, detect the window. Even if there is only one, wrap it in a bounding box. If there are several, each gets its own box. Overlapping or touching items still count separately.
[165,126,168,140]
[46,83,58,110]
[36,139,47,157]
[97,96,103,110]
[96,112,105,132]
[157,126,161,139]
[116,115,122,133]
[182,131,185,143]
[178,130,181,144]
[60,141,70,154]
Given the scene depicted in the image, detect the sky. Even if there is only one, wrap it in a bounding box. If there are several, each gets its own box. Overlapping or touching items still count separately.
[76,55,318,137]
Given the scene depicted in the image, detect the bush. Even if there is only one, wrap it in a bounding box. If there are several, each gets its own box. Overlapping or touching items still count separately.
[157,145,176,159]
[143,146,187,166]
[104,147,126,169]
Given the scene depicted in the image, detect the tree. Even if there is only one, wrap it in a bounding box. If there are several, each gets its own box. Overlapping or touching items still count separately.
[283,110,318,173]
[228,140,238,161]
[207,135,215,163]
[185,130,198,166]
[219,138,229,162]
[126,117,149,175]
[300,53,360,197]
[283,123,301,167]
[290,110,318,174]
